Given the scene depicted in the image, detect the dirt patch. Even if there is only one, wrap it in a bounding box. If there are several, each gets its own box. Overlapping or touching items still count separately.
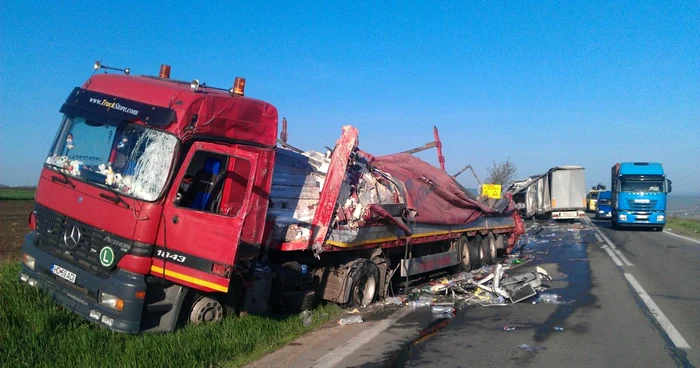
[0,201,34,263]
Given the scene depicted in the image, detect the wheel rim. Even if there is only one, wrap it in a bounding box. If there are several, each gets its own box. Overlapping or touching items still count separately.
[190,296,224,324]
[461,240,470,266]
[354,274,377,306]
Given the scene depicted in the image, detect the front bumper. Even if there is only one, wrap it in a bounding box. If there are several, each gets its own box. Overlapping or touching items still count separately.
[616,212,665,226]
[596,212,612,219]
[19,232,146,333]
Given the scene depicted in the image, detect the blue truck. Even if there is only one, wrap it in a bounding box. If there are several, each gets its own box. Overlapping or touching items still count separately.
[611,162,672,231]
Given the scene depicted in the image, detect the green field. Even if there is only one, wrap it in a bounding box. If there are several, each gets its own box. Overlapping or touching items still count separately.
[666,217,700,239]
[0,188,35,200]
[0,263,341,368]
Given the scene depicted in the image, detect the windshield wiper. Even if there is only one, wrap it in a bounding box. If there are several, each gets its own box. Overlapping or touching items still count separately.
[99,190,130,209]
[46,164,76,188]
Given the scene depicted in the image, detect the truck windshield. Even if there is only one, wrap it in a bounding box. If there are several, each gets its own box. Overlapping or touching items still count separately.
[589,192,599,199]
[620,180,664,193]
[45,115,178,201]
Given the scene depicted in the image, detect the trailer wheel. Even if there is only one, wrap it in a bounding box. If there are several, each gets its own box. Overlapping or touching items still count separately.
[469,236,483,270]
[348,260,379,307]
[189,295,226,325]
[454,235,472,272]
[484,233,498,265]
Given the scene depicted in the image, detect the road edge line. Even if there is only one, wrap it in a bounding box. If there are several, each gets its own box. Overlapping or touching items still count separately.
[311,307,412,368]
[663,230,700,245]
[623,273,691,349]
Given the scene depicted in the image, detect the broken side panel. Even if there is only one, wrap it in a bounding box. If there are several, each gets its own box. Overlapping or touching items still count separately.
[266,148,330,243]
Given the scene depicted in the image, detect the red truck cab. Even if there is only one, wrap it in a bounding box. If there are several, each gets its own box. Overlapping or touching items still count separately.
[20,64,278,332]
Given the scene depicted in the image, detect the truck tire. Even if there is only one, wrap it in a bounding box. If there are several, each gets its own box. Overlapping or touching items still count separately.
[483,233,498,265]
[469,235,483,270]
[348,260,379,307]
[188,295,226,324]
[455,235,472,272]
[495,234,509,258]
[612,220,618,230]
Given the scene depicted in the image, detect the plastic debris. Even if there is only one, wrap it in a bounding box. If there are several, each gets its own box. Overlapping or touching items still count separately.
[534,293,566,304]
[338,315,364,326]
[511,259,524,265]
[299,310,312,326]
[407,300,431,308]
[348,308,361,314]
[554,326,564,331]
[384,296,404,305]
[503,326,516,331]
[519,344,547,352]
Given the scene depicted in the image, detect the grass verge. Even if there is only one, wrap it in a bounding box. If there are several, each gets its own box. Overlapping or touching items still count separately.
[0,189,35,200]
[0,263,341,368]
[666,217,700,239]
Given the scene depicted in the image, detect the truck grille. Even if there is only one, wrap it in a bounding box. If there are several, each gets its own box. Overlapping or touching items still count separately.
[34,204,126,278]
[626,200,657,212]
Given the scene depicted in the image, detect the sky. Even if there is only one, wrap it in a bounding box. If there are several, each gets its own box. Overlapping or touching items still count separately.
[1,1,698,194]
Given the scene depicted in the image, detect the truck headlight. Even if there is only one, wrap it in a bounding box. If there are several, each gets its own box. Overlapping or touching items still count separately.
[598,210,604,213]
[22,253,35,270]
[657,215,665,221]
[619,214,627,221]
[98,292,124,312]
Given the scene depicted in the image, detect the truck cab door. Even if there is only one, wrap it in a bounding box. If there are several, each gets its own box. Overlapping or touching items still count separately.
[155,142,258,293]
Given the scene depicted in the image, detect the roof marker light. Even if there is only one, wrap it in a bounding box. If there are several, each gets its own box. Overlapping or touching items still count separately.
[159,64,171,79]
[190,79,201,91]
[231,77,245,96]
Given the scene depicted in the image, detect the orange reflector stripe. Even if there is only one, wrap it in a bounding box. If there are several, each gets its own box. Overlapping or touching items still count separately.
[150,265,228,293]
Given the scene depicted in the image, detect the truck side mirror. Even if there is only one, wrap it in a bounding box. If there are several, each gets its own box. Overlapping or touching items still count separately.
[667,179,672,193]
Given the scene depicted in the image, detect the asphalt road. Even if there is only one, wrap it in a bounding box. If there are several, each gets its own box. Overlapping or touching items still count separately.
[335,217,698,368]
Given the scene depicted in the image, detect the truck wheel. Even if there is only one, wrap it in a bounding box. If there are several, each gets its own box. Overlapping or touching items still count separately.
[495,234,508,258]
[483,233,498,265]
[455,235,472,272]
[348,260,379,307]
[612,220,618,230]
[469,236,483,270]
[189,295,226,324]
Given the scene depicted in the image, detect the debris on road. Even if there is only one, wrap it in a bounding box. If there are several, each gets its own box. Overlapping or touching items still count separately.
[300,310,312,326]
[503,326,516,331]
[518,343,547,352]
[554,326,564,331]
[338,315,364,326]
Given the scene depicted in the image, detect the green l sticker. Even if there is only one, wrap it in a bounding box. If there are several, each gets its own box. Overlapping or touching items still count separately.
[99,246,115,267]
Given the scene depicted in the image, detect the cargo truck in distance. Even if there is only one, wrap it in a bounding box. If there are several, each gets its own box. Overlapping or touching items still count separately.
[549,166,586,220]
[611,162,671,231]
[18,62,524,333]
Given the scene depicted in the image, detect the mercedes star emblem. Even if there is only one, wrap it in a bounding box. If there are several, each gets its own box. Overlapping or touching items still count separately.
[64,225,81,249]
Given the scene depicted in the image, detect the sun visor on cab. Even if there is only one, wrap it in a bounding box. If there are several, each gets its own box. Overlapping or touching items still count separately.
[60,87,177,127]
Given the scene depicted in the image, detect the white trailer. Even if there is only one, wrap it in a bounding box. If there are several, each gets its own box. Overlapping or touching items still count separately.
[549,166,586,220]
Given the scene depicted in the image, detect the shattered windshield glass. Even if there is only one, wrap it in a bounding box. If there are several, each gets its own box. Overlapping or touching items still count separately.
[46,115,178,201]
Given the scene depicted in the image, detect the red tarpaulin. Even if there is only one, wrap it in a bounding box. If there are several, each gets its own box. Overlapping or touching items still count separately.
[369,153,515,225]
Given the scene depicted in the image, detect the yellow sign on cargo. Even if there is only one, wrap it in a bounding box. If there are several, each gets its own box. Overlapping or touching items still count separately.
[481,184,501,199]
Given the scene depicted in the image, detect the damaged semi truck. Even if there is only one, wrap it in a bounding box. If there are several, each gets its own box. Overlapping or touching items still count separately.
[18,62,524,333]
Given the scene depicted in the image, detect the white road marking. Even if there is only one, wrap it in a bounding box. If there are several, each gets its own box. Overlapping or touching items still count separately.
[311,307,412,368]
[599,244,623,266]
[624,273,691,349]
[587,217,690,350]
[663,230,700,245]
[586,218,634,266]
